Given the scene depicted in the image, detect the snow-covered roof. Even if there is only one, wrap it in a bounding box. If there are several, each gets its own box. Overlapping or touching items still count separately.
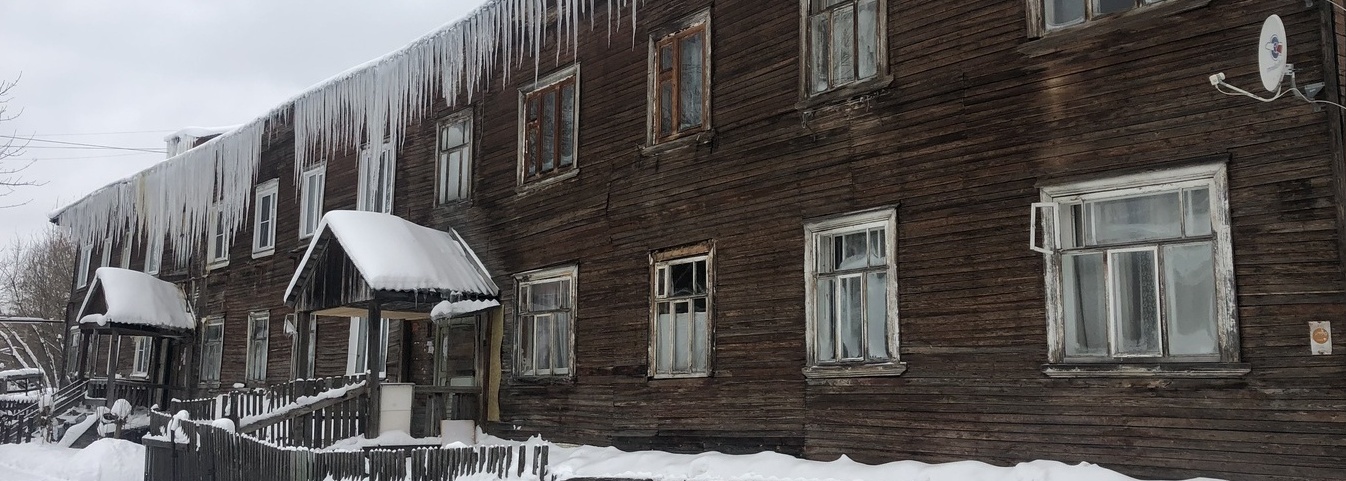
[431,299,500,320]
[163,126,239,142]
[284,211,498,304]
[77,267,195,332]
[0,368,41,379]
[0,317,56,323]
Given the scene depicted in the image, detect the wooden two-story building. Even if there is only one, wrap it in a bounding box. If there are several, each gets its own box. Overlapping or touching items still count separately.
[53,0,1346,479]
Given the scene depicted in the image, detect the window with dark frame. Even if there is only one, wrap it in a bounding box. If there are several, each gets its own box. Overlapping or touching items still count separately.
[652,22,709,143]
[521,73,577,183]
[437,112,473,203]
[804,0,882,95]
[651,254,711,377]
[200,316,224,383]
[1043,0,1166,30]
[246,311,269,382]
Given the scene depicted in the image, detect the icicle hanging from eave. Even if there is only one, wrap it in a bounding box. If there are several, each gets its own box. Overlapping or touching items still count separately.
[53,120,268,269]
[291,0,645,182]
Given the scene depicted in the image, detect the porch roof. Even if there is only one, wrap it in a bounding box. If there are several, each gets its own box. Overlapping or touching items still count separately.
[283,211,498,308]
[77,267,195,332]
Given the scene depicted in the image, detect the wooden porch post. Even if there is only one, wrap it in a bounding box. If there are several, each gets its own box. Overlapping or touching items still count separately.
[106,332,121,407]
[365,297,382,439]
[75,331,91,381]
[295,311,312,379]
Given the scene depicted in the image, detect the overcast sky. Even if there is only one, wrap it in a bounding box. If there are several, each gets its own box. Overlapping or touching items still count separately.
[0,0,486,252]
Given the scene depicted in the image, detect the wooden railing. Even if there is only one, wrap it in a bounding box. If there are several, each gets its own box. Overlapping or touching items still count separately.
[414,386,480,424]
[169,374,370,448]
[0,399,38,414]
[0,410,38,444]
[50,379,89,418]
[143,410,550,481]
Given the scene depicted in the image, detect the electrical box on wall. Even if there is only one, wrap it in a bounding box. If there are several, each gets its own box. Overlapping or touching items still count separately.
[1309,321,1331,355]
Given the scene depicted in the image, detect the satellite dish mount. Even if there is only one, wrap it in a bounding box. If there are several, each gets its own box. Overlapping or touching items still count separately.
[1209,14,1336,111]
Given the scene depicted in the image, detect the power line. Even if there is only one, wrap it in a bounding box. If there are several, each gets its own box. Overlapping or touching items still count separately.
[14,145,167,151]
[0,132,165,151]
[24,129,176,137]
[17,152,160,161]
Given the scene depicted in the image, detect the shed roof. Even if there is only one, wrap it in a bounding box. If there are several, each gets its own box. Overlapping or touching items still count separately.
[77,267,195,332]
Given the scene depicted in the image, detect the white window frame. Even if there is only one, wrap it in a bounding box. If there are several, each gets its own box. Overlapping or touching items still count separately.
[252,179,278,257]
[99,236,112,268]
[245,311,269,382]
[358,143,395,214]
[299,164,326,239]
[437,110,474,204]
[1033,0,1169,32]
[118,236,132,269]
[517,65,580,187]
[799,0,888,98]
[1036,162,1241,374]
[647,10,712,145]
[345,317,389,378]
[144,234,163,276]
[76,244,92,288]
[200,316,224,383]
[514,265,577,378]
[131,337,152,378]
[650,246,713,378]
[207,204,229,268]
[803,208,903,378]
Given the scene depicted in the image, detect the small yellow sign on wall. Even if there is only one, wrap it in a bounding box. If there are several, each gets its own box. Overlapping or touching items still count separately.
[1309,321,1331,355]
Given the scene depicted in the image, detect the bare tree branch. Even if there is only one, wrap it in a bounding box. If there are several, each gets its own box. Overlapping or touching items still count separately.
[0,75,38,207]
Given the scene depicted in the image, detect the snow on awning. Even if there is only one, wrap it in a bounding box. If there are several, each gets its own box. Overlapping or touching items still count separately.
[431,299,500,320]
[77,267,195,332]
[284,211,498,307]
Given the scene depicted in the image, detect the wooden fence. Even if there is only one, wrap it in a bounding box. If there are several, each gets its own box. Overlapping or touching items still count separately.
[168,374,369,447]
[144,410,551,481]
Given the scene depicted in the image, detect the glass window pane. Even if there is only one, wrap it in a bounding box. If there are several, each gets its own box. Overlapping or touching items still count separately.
[1094,0,1135,15]
[856,0,878,80]
[678,33,704,130]
[1110,250,1161,356]
[560,83,576,168]
[1185,188,1211,237]
[541,91,556,172]
[868,228,886,266]
[830,5,856,86]
[520,315,534,372]
[865,271,887,358]
[554,312,569,370]
[1047,0,1086,27]
[673,302,690,371]
[836,232,867,270]
[693,260,707,295]
[809,13,830,93]
[1163,243,1218,356]
[816,277,835,361]
[656,266,667,297]
[1091,192,1182,244]
[693,298,709,372]
[536,314,552,371]
[839,275,863,359]
[670,262,695,296]
[657,302,672,373]
[659,82,673,137]
[560,280,572,309]
[530,280,563,310]
[659,44,674,72]
[1062,253,1108,357]
[443,121,466,148]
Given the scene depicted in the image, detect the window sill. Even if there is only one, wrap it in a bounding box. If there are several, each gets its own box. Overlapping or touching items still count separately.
[641,129,715,157]
[1019,0,1212,58]
[510,374,575,386]
[650,372,710,380]
[516,168,579,195]
[1042,362,1250,378]
[802,361,907,380]
[250,248,275,260]
[796,75,894,112]
[206,259,229,271]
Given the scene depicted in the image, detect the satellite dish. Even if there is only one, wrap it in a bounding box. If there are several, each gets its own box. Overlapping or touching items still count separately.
[1258,14,1288,92]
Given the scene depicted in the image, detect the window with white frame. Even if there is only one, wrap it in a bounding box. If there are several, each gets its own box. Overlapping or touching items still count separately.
[200,316,224,383]
[118,236,131,269]
[346,317,389,377]
[438,112,473,203]
[246,311,269,382]
[1039,0,1167,30]
[519,66,578,184]
[650,12,710,144]
[300,165,326,239]
[144,234,162,276]
[358,144,395,214]
[76,244,92,288]
[651,250,712,377]
[131,337,151,378]
[100,236,112,268]
[253,179,278,256]
[207,205,228,267]
[1034,163,1238,366]
[515,266,576,377]
[805,208,900,372]
[802,0,885,95]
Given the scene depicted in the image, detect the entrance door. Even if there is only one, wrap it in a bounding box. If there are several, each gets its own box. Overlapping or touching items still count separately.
[433,314,482,423]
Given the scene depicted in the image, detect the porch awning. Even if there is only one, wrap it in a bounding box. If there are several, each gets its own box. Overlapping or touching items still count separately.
[77,267,195,333]
[283,211,498,310]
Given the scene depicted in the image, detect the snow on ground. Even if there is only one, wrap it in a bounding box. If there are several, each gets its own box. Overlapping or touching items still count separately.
[0,439,143,481]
